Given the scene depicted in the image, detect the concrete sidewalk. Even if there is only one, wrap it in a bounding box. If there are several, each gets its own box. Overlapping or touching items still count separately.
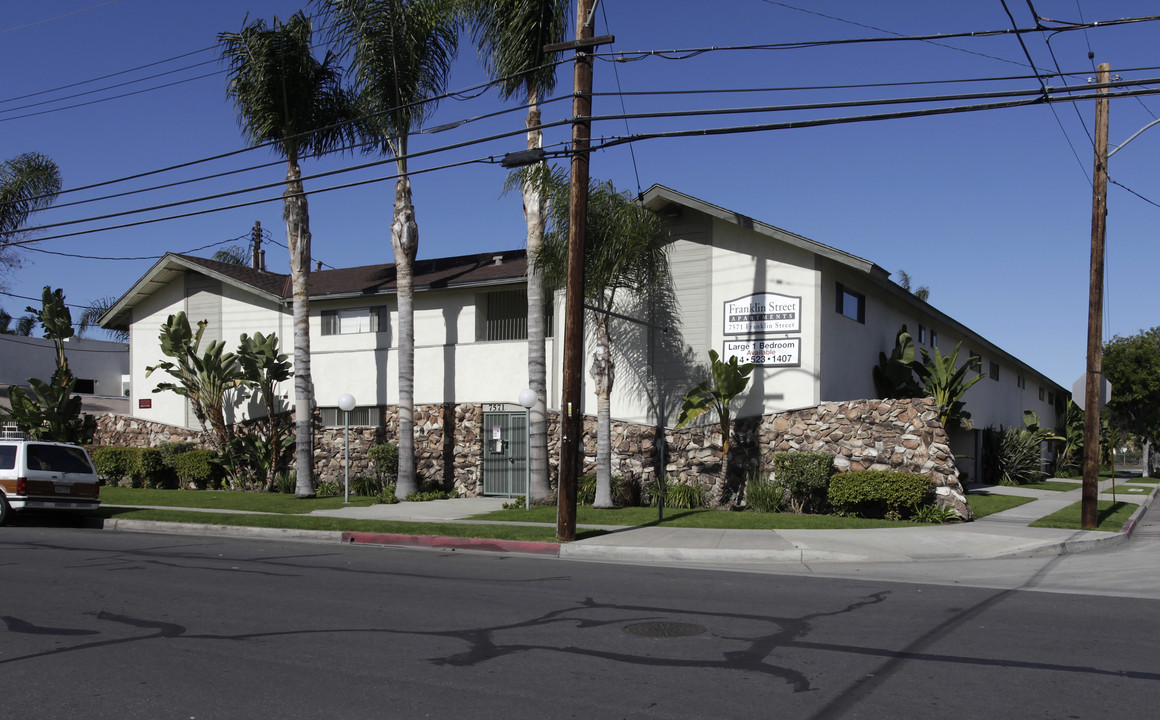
[102,478,1158,566]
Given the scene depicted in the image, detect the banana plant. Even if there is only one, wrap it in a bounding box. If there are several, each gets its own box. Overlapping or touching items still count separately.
[4,377,84,442]
[911,341,984,432]
[873,324,922,399]
[146,312,244,452]
[676,349,754,455]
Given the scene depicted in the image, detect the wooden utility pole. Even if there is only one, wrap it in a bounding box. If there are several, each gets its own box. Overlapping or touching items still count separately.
[1081,63,1110,529]
[556,0,596,542]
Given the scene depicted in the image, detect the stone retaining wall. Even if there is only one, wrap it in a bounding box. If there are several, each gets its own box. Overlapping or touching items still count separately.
[87,396,969,518]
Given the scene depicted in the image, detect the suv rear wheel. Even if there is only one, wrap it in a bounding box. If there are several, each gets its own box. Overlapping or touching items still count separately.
[0,495,10,527]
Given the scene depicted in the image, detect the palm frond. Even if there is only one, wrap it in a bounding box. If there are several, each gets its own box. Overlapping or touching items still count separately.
[467,0,569,101]
[218,10,359,162]
[0,152,62,237]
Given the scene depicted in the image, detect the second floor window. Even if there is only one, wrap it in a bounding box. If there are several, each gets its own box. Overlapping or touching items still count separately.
[322,307,385,335]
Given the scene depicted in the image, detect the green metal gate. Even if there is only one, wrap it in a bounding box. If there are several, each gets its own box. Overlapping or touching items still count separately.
[481,410,528,497]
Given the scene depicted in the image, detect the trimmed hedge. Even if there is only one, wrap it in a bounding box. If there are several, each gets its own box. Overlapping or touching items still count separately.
[170,450,223,490]
[828,470,932,519]
[772,451,835,514]
[91,446,135,485]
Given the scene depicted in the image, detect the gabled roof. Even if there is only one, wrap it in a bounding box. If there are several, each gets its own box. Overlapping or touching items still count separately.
[641,184,890,280]
[100,249,528,331]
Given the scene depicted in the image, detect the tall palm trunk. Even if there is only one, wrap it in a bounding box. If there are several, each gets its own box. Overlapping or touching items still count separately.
[523,86,550,501]
[285,160,315,497]
[392,172,418,498]
[590,317,615,507]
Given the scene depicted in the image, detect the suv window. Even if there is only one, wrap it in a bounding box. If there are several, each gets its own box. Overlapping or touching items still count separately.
[26,444,94,474]
[0,446,14,471]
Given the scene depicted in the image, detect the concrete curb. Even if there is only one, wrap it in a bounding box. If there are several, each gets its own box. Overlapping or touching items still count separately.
[342,531,560,556]
[1119,483,1159,538]
[101,518,343,543]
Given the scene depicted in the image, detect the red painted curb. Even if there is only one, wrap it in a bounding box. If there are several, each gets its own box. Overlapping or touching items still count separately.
[341,532,560,556]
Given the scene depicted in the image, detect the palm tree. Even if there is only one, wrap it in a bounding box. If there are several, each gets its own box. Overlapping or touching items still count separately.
[0,152,61,279]
[538,176,671,507]
[467,0,569,503]
[77,296,129,342]
[316,0,459,499]
[219,10,358,498]
[0,308,36,336]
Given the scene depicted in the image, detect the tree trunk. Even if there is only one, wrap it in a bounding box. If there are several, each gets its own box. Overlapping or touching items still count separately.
[392,175,418,499]
[1145,439,1153,478]
[590,318,615,508]
[285,160,315,498]
[523,87,550,502]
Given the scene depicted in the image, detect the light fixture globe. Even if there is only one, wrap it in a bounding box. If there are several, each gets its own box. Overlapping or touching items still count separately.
[518,388,537,409]
[338,393,356,412]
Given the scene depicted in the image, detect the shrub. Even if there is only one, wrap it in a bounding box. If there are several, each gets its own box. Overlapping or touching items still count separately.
[315,481,340,498]
[578,474,597,505]
[169,450,223,489]
[665,483,705,509]
[744,470,784,513]
[912,503,960,524]
[772,451,835,514]
[828,470,932,519]
[125,448,172,489]
[578,473,630,506]
[91,446,135,486]
[369,443,399,481]
[502,496,526,510]
[375,485,399,504]
[350,475,382,497]
[273,472,296,494]
[405,489,457,501]
[996,426,1051,486]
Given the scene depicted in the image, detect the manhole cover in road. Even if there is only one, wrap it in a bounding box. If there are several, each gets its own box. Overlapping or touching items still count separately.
[623,621,707,638]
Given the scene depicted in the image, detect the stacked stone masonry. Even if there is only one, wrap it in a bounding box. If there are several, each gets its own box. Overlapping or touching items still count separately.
[88,396,970,519]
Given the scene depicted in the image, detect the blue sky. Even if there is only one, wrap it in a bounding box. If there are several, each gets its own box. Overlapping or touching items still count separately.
[2,0,1158,390]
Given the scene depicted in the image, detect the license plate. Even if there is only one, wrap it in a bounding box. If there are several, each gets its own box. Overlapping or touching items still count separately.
[55,485,71,494]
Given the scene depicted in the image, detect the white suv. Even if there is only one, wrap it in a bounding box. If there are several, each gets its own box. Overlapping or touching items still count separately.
[0,439,101,526]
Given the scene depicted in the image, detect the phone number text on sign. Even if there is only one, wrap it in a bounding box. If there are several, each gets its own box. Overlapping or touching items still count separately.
[724,338,801,367]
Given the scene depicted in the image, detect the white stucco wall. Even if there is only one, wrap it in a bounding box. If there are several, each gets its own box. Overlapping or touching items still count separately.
[0,335,128,396]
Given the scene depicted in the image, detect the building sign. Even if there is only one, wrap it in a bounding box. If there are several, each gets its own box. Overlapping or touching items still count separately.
[138,399,152,409]
[724,337,801,367]
[724,292,801,335]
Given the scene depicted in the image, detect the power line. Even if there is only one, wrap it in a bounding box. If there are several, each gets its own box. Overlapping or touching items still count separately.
[0,46,214,105]
[0,0,122,36]
[0,56,220,116]
[8,76,1160,243]
[19,234,249,261]
[589,83,1160,152]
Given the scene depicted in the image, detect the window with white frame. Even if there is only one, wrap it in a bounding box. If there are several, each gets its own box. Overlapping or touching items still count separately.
[989,361,1000,381]
[918,325,927,344]
[321,307,386,335]
[930,329,937,348]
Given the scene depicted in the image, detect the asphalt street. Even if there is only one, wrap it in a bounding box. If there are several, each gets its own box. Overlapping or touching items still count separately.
[2,522,1158,719]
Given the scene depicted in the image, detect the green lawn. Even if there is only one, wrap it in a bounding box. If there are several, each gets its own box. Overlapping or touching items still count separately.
[100,487,379,514]
[1101,485,1155,496]
[93,507,598,542]
[1011,481,1082,492]
[1030,501,1138,532]
[966,492,1035,518]
[473,505,918,529]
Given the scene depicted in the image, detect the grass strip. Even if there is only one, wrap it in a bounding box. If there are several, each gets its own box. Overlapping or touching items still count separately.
[1009,481,1083,492]
[474,505,917,529]
[1030,500,1138,532]
[966,492,1035,519]
[93,507,600,542]
[100,487,379,514]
